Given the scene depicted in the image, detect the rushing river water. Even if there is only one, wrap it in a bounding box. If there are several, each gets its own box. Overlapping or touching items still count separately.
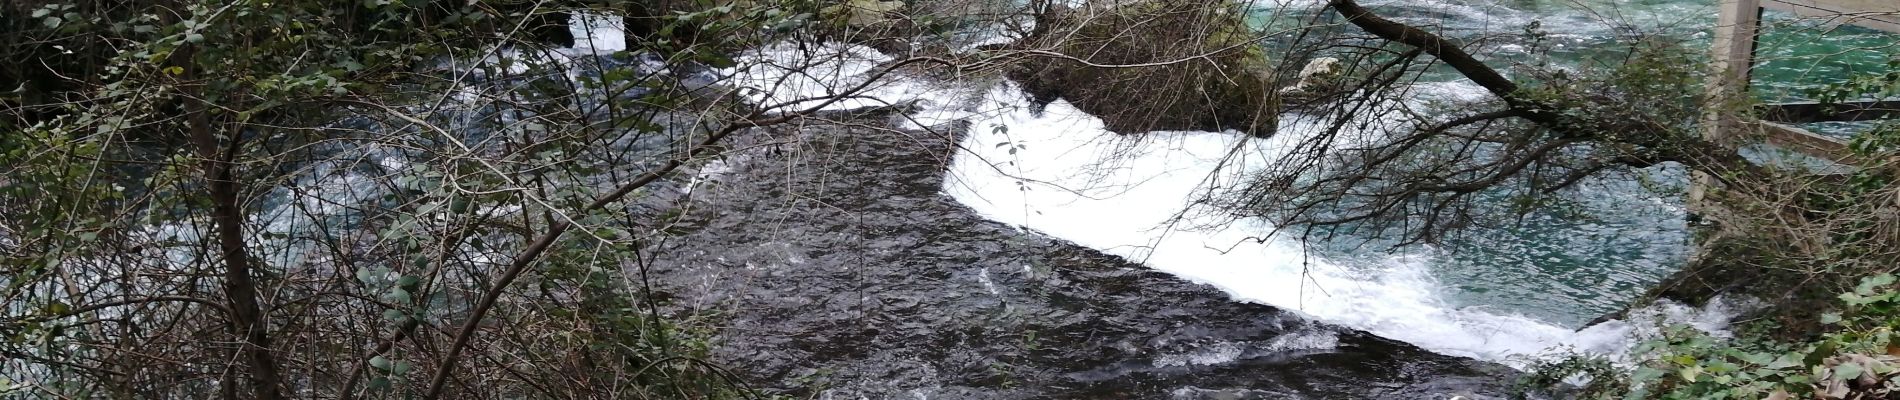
[547,0,1894,372]
[191,1,1895,396]
[939,82,1707,362]
[940,0,1896,362]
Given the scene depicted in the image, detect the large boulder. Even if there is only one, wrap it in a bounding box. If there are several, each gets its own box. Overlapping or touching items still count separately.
[826,0,905,27]
[818,0,1019,56]
[1009,0,1280,136]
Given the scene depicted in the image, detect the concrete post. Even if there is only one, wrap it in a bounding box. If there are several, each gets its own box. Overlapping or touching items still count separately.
[1691,0,1762,219]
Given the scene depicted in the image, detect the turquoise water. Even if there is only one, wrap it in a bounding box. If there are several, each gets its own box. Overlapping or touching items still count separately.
[1247,0,1898,326]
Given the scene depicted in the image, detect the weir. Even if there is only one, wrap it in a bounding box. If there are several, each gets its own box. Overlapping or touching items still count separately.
[1694,0,1900,209]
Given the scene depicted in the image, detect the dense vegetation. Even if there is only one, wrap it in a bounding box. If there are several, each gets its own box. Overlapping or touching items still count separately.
[1520,61,1900,399]
[3,0,1898,398]
[1,0,830,397]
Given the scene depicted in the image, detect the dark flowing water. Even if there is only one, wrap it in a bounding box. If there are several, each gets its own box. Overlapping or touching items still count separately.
[211,2,1898,396]
[647,121,1518,398]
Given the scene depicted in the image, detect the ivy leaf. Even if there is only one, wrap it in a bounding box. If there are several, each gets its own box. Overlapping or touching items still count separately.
[1835,363,1864,381]
[381,288,411,305]
[1672,354,1697,366]
[1737,351,1775,366]
[1765,354,1802,370]
[1679,364,1703,383]
[1858,274,1896,295]
[1631,366,1667,382]
[1842,292,1867,306]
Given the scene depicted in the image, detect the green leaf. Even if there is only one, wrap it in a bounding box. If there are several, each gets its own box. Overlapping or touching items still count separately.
[1859,274,1896,294]
[1630,366,1666,382]
[1835,363,1864,380]
[369,355,392,370]
[1808,342,1840,366]
[1737,351,1775,366]
[1842,292,1867,305]
[1765,354,1802,370]
[1821,312,1843,324]
[1679,365,1703,382]
[367,376,391,391]
[381,288,411,304]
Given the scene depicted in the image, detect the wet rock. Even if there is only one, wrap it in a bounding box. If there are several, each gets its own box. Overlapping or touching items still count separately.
[646,121,1516,398]
[1279,57,1345,104]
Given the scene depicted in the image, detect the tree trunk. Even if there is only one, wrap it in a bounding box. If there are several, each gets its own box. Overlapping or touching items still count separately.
[186,82,284,400]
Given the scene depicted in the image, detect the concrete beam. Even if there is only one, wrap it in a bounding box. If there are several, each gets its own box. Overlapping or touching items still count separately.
[1764,0,1900,33]
[1760,100,1900,123]
[1758,121,1860,164]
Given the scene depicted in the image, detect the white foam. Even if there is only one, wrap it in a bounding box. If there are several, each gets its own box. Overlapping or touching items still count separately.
[1155,342,1248,368]
[706,37,1742,365]
[1266,330,1340,352]
[937,82,1743,364]
[569,12,627,53]
[722,42,936,113]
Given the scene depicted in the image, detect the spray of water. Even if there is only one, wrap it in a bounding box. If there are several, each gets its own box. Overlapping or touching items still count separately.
[930,81,1745,364]
[661,3,1749,361]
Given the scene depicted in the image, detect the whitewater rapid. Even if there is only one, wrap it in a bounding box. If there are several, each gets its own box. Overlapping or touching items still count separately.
[710,40,1750,364]
[944,84,1757,363]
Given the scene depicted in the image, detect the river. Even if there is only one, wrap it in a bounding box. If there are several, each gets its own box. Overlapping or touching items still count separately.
[208,0,1897,397]
[942,0,1897,362]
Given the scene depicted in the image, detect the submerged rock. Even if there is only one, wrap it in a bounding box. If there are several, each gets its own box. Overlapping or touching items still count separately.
[646,120,1517,398]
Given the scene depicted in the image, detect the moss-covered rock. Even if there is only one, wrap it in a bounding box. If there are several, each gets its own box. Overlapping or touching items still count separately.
[824,0,904,27]
[820,0,1017,56]
[1009,0,1280,136]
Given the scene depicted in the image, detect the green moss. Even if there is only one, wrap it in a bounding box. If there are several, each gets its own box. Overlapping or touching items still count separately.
[1011,0,1279,135]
